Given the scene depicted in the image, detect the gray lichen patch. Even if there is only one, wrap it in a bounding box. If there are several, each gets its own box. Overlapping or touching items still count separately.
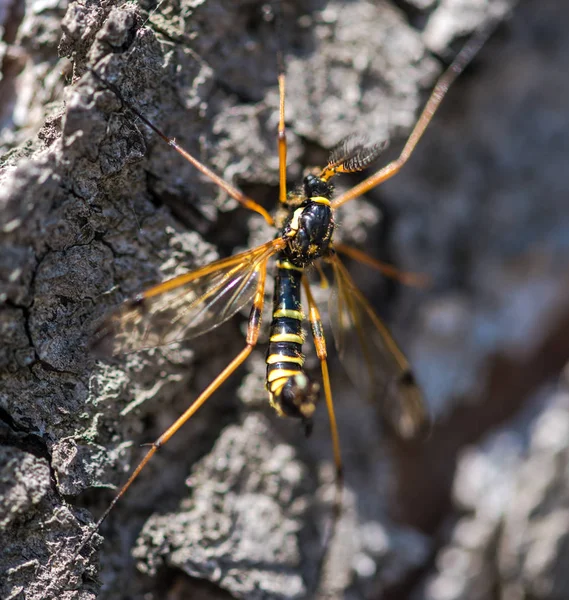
[0,444,100,600]
[134,414,312,599]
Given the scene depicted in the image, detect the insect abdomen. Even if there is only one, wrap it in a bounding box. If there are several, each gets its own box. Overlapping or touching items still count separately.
[266,259,319,429]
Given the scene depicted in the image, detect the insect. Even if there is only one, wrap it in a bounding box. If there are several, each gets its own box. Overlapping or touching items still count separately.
[65,1,493,591]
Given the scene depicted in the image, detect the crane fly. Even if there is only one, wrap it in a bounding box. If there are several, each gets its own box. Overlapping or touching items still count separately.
[71,2,493,582]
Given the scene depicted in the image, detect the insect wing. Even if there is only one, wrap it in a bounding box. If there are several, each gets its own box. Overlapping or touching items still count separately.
[95,239,281,354]
[328,255,428,438]
[326,133,387,173]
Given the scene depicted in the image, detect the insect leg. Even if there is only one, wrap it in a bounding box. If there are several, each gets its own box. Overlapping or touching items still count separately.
[272,1,288,205]
[277,53,287,204]
[331,25,493,209]
[334,242,429,287]
[301,278,343,485]
[301,276,344,588]
[70,260,269,562]
[88,69,274,226]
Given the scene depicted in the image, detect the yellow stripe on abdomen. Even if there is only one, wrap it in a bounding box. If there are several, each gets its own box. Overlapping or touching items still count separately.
[269,332,304,344]
[266,353,304,365]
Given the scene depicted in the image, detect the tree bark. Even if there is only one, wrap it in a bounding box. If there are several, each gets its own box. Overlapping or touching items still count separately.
[6,1,569,600]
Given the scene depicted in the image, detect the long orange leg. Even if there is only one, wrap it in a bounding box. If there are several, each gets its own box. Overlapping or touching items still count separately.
[70,261,269,563]
[302,277,342,482]
[301,276,344,591]
[88,69,274,226]
[272,1,288,205]
[332,26,493,209]
[334,242,430,287]
[277,68,287,205]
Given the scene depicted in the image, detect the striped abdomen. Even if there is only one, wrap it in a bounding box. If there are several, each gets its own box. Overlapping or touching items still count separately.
[266,258,319,432]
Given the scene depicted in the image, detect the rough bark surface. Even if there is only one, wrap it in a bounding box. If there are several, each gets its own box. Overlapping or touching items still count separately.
[3,0,569,599]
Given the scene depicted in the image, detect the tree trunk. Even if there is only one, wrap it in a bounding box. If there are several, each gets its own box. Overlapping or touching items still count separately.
[4,1,569,599]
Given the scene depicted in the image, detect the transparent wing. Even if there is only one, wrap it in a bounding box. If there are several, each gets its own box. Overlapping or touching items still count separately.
[325,133,387,173]
[94,239,283,355]
[327,253,428,438]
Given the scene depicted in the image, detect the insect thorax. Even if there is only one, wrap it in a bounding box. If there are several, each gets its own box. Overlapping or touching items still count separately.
[280,174,335,268]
